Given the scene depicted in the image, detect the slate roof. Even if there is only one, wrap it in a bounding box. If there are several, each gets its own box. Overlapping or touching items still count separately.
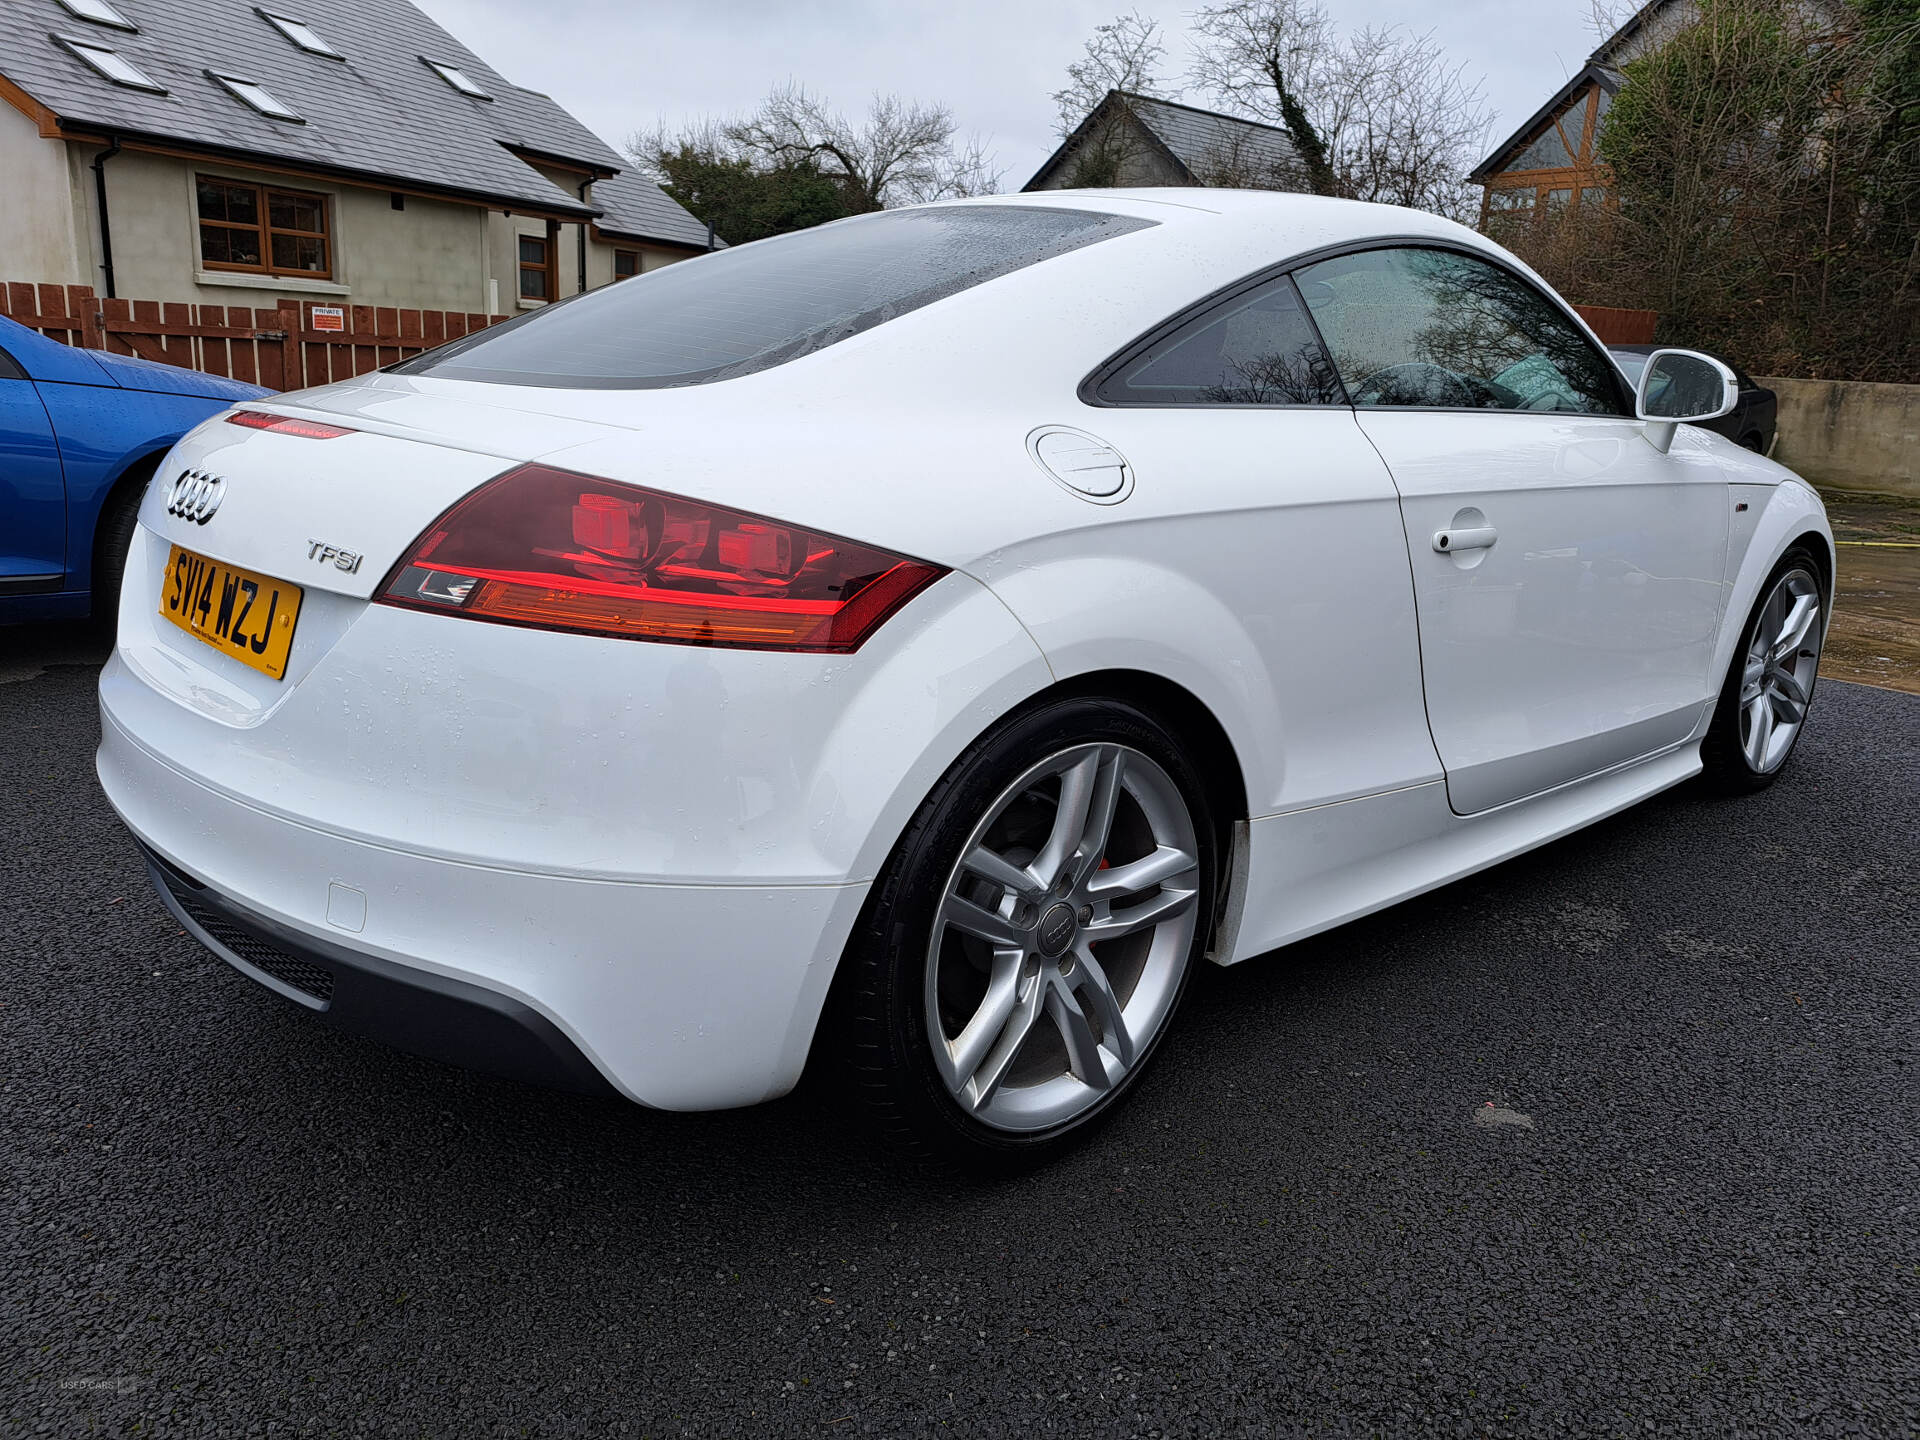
[591,166,716,251]
[1024,91,1301,191]
[1123,95,1298,184]
[0,0,647,216]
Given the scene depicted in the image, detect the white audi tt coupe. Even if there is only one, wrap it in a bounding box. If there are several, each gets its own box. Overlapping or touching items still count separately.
[100,191,1832,1167]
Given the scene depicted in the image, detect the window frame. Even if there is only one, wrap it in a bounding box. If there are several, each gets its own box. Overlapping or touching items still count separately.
[257,9,343,58]
[517,233,553,302]
[195,173,334,280]
[612,249,640,281]
[207,69,304,122]
[423,57,490,99]
[1081,234,1633,419]
[55,34,166,91]
[57,0,137,31]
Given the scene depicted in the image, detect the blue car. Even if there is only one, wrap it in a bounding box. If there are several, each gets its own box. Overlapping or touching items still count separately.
[0,314,268,624]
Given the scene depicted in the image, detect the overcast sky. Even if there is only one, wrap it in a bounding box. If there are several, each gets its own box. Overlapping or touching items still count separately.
[414,0,1607,186]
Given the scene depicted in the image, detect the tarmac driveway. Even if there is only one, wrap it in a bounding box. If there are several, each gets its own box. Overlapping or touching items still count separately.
[3,639,1916,1437]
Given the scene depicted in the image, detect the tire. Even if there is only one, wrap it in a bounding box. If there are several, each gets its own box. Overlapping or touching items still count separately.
[90,468,151,627]
[832,696,1217,1171]
[1739,433,1765,454]
[1700,546,1825,794]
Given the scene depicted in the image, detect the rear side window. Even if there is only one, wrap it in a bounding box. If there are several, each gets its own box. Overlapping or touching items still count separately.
[1093,273,1345,406]
[1295,246,1627,415]
[396,206,1155,389]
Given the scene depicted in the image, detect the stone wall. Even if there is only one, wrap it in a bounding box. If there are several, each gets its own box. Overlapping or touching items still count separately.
[1762,377,1919,499]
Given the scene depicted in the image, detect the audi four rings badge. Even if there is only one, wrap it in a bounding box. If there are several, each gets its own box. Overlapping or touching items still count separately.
[165,469,226,525]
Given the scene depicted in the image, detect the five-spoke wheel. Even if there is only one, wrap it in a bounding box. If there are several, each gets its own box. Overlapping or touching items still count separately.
[832,697,1214,1169]
[927,742,1201,1131]
[1737,569,1821,774]
[1703,549,1826,792]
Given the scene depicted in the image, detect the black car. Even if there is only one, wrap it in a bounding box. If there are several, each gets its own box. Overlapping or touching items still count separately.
[1609,345,1778,453]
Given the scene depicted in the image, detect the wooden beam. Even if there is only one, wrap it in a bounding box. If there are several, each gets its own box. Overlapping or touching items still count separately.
[0,73,64,137]
[587,224,706,256]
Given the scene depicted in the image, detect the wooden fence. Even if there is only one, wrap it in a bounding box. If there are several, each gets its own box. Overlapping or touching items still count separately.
[1572,305,1660,345]
[0,282,506,392]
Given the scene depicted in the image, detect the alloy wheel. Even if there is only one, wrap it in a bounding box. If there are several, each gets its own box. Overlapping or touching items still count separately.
[923,743,1201,1133]
[1738,568,1822,774]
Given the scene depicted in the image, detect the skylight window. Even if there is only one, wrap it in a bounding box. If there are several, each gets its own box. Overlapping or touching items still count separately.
[423,58,489,99]
[58,36,165,91]
[258,9,341,58]
[57,0,136,30]
[209,71,303,121]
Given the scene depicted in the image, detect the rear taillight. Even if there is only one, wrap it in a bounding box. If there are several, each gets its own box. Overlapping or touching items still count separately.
[374,464,946,653]
[228,410,354,439]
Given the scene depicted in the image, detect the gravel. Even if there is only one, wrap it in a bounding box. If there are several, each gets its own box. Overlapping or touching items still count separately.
[4,654,1916,1437]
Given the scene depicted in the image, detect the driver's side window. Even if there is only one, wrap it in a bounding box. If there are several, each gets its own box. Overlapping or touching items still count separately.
[1293,246,1627,416]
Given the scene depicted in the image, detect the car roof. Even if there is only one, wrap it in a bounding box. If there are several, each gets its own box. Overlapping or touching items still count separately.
[932,187,1485,246]
[353,188,1568,425]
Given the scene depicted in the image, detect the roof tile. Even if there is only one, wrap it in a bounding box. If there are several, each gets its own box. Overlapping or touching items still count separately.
[590,167,716,251]
[0,0,679,218]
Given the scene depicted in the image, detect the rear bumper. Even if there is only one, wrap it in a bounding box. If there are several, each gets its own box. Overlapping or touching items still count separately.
[144,846,617,1095]
[100,703,873,1109]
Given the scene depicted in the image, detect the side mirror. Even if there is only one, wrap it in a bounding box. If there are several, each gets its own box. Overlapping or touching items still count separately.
[1634,348,1738,453]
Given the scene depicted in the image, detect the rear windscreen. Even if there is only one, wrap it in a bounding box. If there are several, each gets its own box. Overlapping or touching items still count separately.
[394,205,1155,389]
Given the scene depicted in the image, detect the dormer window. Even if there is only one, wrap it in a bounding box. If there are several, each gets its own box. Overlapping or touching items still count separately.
[57,35,164,91]
[56,0,136,30]
[258,9,341,58]
[209,70,303,121]
[423,58,489,99]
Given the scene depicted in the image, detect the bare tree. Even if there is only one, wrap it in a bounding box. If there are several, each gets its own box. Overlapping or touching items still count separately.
[1190,0,1490,219]
[1052,10,1179,136]
[1046,12,1185,188]
[1585,0,1636,42]
[728,85,1000,212]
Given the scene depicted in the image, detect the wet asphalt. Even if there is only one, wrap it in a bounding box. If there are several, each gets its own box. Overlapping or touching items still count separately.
[4,634,1917,1438]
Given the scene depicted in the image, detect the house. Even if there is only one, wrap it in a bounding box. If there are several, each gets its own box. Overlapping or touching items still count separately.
[1025,90,1300,193]
[1470,0,1846,232]
[0,0,711,316]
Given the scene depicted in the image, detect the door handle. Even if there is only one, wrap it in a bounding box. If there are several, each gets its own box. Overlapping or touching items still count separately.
[1433,525,1498,554]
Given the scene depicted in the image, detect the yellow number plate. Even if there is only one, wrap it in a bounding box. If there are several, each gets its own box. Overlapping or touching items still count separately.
[158,544,304,681]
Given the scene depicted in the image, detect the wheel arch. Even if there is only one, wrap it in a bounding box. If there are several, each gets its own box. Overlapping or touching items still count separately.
[1044,666,1249,833]
[1790,525,1834,609]
[1699,480,1835,742]
[85,446,167,606]
[800,666,1251,1086]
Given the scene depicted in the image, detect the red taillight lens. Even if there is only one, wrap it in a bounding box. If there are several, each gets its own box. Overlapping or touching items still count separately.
[375,465,946,653]
[227,410,354,439]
